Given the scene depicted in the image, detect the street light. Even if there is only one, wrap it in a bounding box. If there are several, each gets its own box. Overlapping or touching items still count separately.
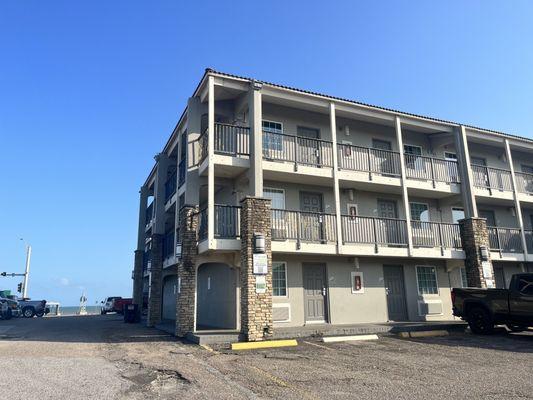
[19,238,31,299]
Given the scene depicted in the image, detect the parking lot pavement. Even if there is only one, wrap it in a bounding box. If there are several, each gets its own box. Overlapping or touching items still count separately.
[1,316,532,400]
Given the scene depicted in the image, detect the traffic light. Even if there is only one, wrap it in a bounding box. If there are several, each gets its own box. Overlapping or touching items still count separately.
[17,283,22,293]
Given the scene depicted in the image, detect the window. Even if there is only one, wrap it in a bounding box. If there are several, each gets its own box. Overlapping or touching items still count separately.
[518,275,533,296]
[351,271,364,294]
[272,262,287,297]
[460,267,468,288]
[262,120,283,154]
[444,152,457,161]
[404,144,423,169]
[263,188,285,209]
[410,203,429,222]
[341,140,352,157]
[416,266,439,295]
[452,207,465,224]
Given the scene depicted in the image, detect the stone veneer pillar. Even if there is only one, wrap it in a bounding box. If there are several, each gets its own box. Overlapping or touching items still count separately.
[175,205,199,337]
[132,250,144,308]
[459,217,494,288]
[240,196,273,342]
[147,233,163,327]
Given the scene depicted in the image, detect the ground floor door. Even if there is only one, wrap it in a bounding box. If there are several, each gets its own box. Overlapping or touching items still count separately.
[303,263,328,323]
[383,265,408,321]
[494,266,506,289]
[161,275,177,321]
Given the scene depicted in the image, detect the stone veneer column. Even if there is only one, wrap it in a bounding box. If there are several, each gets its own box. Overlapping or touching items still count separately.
[132,250,144,308]
[240,196,273,342]
[175,206,199,337]
[147,233,163,327]
[459,217,494,288]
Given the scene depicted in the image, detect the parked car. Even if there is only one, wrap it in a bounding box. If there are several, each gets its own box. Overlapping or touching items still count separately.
[113,298,133,315]
[0,298,12,320]
[452,273,533,334]
[14,298,47,318]
[0,297,21,318]
[101,296,122,314]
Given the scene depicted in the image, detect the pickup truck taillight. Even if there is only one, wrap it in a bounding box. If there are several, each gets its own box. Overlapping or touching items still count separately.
[451,290,456,304]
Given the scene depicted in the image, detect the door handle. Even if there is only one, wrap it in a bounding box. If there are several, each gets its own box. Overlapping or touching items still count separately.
[385,287,390,295]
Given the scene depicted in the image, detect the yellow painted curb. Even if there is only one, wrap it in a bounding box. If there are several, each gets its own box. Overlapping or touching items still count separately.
[231,339,298,350]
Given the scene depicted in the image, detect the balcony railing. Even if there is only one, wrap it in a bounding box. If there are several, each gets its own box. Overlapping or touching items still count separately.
[337,144,401,177]
[341,215,408,248]
[471,165,513,192]
[525,230,533,253]
[263,132,333,168]
[404,155,460,184]
[163,231,175,259]
[515,171,533,194]
[142,250,151,274]
[164,171,177,202]
[198,205,241,241]
[178,159,186,187]
[145,202,154,226]
[272,209,337,244]
[488,226,523,253]
[411,221,462,249]
[199,123,250,162]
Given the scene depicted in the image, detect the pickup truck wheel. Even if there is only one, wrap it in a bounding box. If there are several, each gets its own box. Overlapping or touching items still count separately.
[467,307,494,334]
[506,324,526,333]
[35,310,45,318]
[22,307,35,318]
[4,308,12,320]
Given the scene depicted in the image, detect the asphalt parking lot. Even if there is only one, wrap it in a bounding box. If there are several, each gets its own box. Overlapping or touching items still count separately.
[0,315,532,399]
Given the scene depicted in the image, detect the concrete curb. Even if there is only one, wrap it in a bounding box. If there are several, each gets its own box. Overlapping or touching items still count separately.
[398,330,449,338]
[322,334,379,343]
[231,339,298,350]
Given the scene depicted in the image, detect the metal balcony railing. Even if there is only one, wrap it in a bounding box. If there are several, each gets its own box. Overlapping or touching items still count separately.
[515,171,533,194]
[404,155,460,184]
[178,159,186,188]
[337,144,401,177]
[162,231,175,259]
[488,226,523,253]
[198,205,241,241]
[145,202,154,226]
[199,123,250,162]
[142,250,151,274]
[271,209,337,244]
[263,132,333,167]
[341,215,408,248]
[410,221,462,249]
[164,171,177,202]
[525,230,533,254]
[471,165,513,192]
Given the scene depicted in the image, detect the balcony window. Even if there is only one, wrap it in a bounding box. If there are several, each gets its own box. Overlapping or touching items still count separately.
[460,267,468,288]
[410,202,429,222]
[262,120,283,152]
[404,144,423,170]
[416,266,439,295]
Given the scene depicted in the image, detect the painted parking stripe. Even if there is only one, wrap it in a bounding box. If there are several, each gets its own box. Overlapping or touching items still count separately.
[322,334,379,343]
[302,340,334,351]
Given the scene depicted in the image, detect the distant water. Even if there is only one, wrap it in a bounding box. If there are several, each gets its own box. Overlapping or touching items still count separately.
[53,306,102,316]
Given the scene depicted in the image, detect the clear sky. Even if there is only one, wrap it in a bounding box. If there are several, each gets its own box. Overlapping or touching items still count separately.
[1,1,532,306]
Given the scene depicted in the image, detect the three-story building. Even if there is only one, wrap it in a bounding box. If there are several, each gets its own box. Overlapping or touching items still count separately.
[132,69,533,341]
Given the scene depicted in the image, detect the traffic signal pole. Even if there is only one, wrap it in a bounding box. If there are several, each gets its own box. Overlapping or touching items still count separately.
[22,245,31,298]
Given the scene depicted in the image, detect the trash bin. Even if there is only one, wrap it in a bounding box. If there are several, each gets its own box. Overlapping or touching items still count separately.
[123,304,140,323]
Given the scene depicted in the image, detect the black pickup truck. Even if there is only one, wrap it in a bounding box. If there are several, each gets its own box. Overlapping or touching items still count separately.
[452,273,533,334]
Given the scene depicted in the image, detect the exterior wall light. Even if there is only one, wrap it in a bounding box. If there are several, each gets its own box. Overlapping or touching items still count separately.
[254,233,265,254]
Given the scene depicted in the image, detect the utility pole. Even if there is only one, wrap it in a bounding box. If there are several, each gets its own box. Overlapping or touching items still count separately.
[22,245,31,299]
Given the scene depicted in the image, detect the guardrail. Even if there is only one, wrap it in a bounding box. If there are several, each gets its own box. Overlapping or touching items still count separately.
[488,226,523,253]
[411,221,462,249]
[515,171,533,194]
[341,215,408,249]
[145,202,154,226]
[405,155,460,184]
[471,165,513,192]
[164,171,177,202]
[163,231,175,259]
[271,209,337,244]
[263,132,333,168]
[525,230,533,254]
[199,123,250,162]
[337,144,401,177]
[178,159,186,188]
[198,205,241,241]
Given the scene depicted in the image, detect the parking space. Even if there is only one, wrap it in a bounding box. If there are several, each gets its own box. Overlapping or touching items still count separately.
[1,316,532,399]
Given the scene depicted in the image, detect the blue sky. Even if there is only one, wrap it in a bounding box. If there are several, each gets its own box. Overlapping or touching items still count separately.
[1,1,532,305]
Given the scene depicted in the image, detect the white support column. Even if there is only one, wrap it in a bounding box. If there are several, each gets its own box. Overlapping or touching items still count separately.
[249,81,263,197]
[330,102,343,253]
[455,125,478,218]
[137,186,149,250]
[504,139,528,258]
[395,116,413,255]
[207,76,215,247]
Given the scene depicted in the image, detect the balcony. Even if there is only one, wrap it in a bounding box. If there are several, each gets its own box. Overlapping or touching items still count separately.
[164,171,177,203]
[198,205,241,252]
[337,143,400,177]
[488,226,523,254]
[471,165,514,199]
[145,202,154,228]
[178,159,186,188]
[342,215,408,247]
[404,155,460,187]
[163,231,175,260]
